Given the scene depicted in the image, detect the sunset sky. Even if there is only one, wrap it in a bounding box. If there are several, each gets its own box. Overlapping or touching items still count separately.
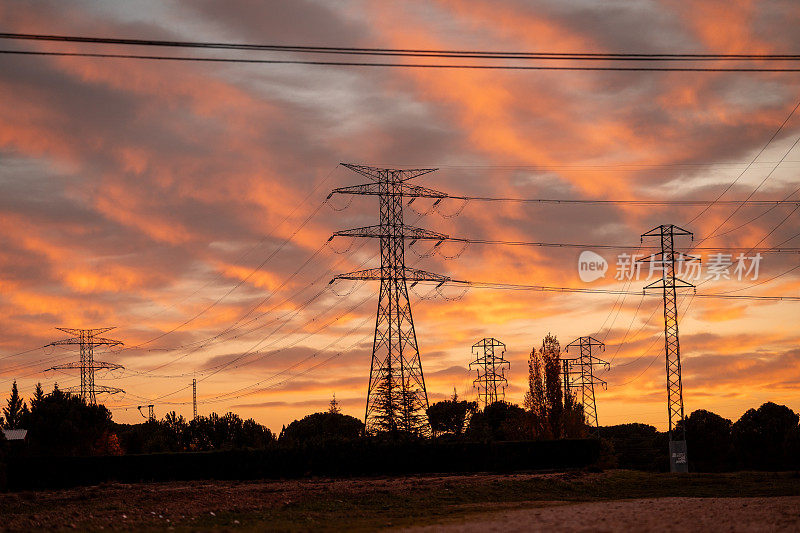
[1,0,799,432]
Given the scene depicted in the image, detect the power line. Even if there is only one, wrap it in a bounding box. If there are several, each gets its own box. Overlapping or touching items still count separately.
[444,196,800,206]
[3,33,800,61]
[4,49,800,72]
[0,170,340,365]
[132,244,334,375]
[684,98,800,226]
[609,294,696,384]
[8,201,431,384]
[130,164,342,327]
[405,236,800,253]
[130,286,375,405]
[118,216,397,379]
[0,344,49,362]
[116,197,329,353]
[367,161,800,169]
[442,279,800,301]
[109,297,376,408]
[328,188,800,206]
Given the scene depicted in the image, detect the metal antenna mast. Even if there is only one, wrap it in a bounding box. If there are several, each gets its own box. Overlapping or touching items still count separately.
[328,163,450,434]
[192,378,197,420]
[640,224,695,473]
[47,327,124,405]
[564,336,609,434]
[469,338,510,408]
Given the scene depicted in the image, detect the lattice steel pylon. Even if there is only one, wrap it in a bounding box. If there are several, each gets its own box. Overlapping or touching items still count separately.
[47,327,124,405]
[328,163,450,435]
[639,224,696,473]
[192,378,198,420]
[138,404,155,422]
[469,338,510,408]
[564,336,609,435]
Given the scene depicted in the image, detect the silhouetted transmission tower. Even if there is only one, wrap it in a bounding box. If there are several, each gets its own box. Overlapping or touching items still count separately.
[138,404,155,422]
[639,224,696,473]
[564,336,609,434]
[469,338,510,408]
[328,164,450,434]
[47,327,124,405]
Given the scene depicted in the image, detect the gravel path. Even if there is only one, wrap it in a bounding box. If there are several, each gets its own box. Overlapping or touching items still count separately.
[406,496,800,532]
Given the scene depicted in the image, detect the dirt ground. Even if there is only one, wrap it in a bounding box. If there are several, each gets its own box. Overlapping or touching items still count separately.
[406,496,800,532]
[1,470,798,531]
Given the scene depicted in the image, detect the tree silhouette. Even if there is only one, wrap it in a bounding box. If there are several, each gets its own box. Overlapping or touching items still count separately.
[3,381,28,429]
[524,346,547,437]
[25,385,113,455]
[118,411,275,453]
[31,383,45,410]
[524,334,565,438]
[279,411,364,445]
[675,409,732,471]
[562,393,587,439]
[467,401,529,441]
[427,392,477,436]
[329,394,341,414]
[732,402,799,470]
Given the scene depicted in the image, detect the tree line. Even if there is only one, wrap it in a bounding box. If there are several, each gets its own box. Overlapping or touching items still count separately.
[3,332,800,471]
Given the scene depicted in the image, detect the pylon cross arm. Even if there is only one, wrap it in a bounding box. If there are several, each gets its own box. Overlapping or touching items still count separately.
[331,224,448,241]
[61,384,124,395]
[91,361,124,371]
[643,278,696,290]
[56,326,116,336]
[328,181,446,201]
[641,225,693,238]
[340,163,438,182]
[89,337,124,346]
[48,362,83,371]
[401,183,448,198]
[327,182,380,198]
[331,267,450,284]
[47,338,81,346]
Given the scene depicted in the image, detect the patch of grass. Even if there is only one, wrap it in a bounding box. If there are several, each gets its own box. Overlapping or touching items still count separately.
[183,471,800,531]
[2,470,799,531]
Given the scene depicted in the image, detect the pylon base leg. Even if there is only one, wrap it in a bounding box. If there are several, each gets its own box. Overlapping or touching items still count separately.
[669,439,689,473]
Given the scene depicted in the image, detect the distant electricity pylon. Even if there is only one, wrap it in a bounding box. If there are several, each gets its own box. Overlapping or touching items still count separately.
[564,336,609,435]
[138,404,155,422]
[328,164,450,434]
[47,327,124,405]
[469,338,510,408]
[192,378,197,420]
[639,224,696,473]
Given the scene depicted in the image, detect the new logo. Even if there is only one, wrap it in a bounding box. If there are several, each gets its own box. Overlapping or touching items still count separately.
[578,250,608,283]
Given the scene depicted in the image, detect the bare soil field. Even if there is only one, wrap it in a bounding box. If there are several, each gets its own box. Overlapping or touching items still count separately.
[407,496,800,532]
[0,470,798,531]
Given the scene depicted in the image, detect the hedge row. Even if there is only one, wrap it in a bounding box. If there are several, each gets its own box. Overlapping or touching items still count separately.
[4,438,599,490]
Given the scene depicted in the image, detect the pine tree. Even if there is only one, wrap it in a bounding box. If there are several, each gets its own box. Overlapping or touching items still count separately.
[31,382,45,410]
[371,373,399,433]
[3,381,28,429]
[328,393,341,414]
